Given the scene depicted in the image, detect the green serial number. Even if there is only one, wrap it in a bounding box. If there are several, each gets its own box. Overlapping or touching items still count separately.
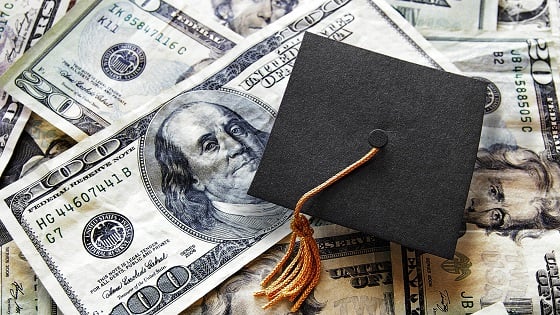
[101,3,187,55]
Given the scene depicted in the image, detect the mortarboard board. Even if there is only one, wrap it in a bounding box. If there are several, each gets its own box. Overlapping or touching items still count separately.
[248,32,487,260]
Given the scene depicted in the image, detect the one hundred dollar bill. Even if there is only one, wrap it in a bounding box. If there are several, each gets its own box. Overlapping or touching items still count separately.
[0,0,71,175]
[183,224,394,315]
[391,36,560,314]
[0,0,462,313]
[0,0,242,141]
[387,0,498,33]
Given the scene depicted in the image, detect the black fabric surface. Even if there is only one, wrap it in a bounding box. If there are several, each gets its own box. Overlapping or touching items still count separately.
[248,32,487,259]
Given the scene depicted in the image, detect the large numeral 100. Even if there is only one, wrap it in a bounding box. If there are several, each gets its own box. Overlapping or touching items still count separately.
[277,0,350,41]
[110,266,190,314]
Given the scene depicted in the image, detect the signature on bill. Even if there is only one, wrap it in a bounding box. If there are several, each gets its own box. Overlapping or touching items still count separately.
[7,10,34,63]
[9,281,24,313]
[435,289,450,312]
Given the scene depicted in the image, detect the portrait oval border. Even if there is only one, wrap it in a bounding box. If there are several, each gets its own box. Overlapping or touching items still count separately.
[139,88,289,242]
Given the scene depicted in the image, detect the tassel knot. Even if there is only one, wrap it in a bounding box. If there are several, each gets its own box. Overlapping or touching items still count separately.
[291,214,314,238]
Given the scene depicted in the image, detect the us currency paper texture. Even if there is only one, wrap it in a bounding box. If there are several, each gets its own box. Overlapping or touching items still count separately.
[0,2,72,314]
[0,221,40,314]
[498,0,553,31]
[0,112,75,189]
[392,36,560,314]
[0,221,61,315]
[0,94,30,176]
[0,0,463,313]
[181,0,305,37]
[0,0,71,175]
[0,0,241,140]
[387,0,498,32]
[184,224,394,315]
[392,235,560,314]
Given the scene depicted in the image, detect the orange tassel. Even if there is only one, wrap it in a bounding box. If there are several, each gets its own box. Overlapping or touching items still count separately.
[255,147,380,312]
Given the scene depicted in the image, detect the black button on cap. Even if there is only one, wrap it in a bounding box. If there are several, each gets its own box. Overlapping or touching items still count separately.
[368,129,388,148]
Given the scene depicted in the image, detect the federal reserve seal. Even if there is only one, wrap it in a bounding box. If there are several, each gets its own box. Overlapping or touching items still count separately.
[473,77,501,114]
[82,212,134,259]
[101,43,146,81]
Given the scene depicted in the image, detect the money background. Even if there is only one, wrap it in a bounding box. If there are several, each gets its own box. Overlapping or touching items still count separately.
[0,0,70,183]
[391,1,560,314]
[0,0,559,314]
[184,224,394,315]
[0,1,71,314]
[0,0,242,140]
[0,1,462,312]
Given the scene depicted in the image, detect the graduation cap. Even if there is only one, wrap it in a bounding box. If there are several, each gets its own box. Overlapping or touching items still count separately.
[250,32,486,310]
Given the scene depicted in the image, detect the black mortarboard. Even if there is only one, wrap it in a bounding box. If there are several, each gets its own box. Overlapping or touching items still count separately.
[248,32,487,259]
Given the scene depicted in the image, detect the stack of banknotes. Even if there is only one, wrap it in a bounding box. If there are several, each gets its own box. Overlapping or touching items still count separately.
[0,0,558,314]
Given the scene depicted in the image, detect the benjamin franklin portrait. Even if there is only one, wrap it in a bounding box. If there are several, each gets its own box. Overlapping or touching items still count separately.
[142,90,290,240]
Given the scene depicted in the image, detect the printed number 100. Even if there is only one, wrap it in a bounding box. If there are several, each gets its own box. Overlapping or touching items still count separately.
[110,266,190,314]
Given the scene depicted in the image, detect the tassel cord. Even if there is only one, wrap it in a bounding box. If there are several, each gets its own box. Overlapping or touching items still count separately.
[256,147,381,312]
